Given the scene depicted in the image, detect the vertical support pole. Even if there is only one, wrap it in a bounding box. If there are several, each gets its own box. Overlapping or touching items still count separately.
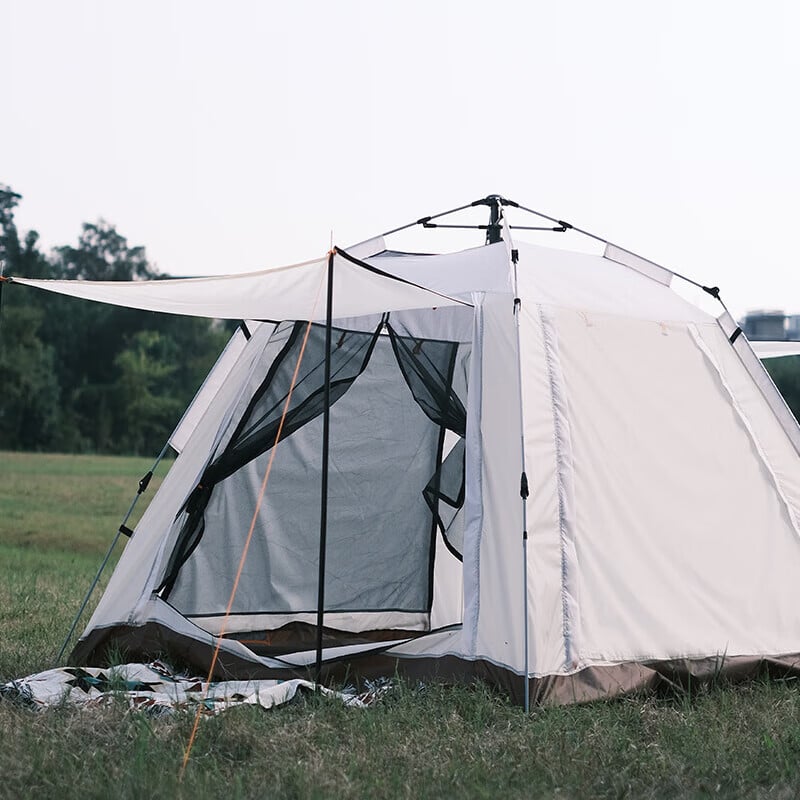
[511,246,531,713]
[521,482,530,713]
[315,250,334,685]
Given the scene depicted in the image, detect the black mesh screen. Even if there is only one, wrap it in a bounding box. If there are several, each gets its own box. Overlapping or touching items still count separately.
[207,322,381,486]
[389,326,467,558]
[159,322,380,595]
[161,319,468,616]
[424,437,465,559]
[388,327,466,436]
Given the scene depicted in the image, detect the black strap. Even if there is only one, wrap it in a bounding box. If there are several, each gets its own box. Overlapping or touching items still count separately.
[138,471,153,494]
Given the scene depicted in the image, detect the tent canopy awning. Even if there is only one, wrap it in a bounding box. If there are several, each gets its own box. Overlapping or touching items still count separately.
[10,245,472,322]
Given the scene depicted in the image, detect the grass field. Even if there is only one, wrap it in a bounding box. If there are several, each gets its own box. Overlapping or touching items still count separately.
[3,451,800,799]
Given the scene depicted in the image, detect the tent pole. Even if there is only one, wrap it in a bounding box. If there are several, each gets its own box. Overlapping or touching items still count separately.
[55,439,171,665]
[314,250,334,686]
[510,245,531,713]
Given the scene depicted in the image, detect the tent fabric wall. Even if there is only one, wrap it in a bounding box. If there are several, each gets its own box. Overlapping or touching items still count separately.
[466,294,526,669]
[550,312,800,665]
[513,240,800,681]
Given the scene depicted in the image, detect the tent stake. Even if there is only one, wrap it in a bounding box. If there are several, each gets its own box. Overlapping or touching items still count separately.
[54,440,171,665]
[314,250,334,686]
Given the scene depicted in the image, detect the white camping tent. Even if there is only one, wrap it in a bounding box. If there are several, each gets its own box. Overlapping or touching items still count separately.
[11,200,800,706]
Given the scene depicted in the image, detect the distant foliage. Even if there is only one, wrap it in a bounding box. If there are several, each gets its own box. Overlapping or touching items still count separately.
[0,184,229,455]
[2,183,800,454]
[0,304,60,449]
[765,356,800,422]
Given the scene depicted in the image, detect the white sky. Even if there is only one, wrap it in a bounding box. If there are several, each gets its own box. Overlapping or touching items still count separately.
[2,0,799,317]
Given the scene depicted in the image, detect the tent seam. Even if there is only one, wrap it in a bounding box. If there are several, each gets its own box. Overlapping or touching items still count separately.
[537,304,576,670]
[463,299,485,655]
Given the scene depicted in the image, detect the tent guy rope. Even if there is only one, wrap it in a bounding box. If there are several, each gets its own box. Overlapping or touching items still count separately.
[55,440,172,664]
[180,262,327,779]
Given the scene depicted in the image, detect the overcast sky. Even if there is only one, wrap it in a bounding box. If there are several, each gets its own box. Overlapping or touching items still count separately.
[3,0,799,317]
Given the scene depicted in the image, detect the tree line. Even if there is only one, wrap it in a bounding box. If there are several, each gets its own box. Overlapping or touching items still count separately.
[1,182,799,456]
[0,184,230,455]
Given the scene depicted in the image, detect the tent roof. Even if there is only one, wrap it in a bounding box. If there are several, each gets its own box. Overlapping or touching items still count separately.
[365,240,713,324]
[12,230,713,326]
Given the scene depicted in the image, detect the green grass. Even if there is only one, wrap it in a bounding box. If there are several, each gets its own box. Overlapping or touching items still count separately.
[0,451,166,554]
[3,451,800,799]
[0,451,169,678]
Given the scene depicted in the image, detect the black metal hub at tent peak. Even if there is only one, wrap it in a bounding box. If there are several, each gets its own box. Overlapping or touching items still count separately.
[476,195,504,245]
[380,194,721,303]
[380,194,573,242]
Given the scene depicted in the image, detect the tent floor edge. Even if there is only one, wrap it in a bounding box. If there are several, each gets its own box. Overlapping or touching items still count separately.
[69,622,800,708]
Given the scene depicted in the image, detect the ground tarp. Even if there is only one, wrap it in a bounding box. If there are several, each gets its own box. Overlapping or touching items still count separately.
[1,662,379,714]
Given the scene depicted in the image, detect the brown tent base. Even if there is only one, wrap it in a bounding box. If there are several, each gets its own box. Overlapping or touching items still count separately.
[71,621,800,707]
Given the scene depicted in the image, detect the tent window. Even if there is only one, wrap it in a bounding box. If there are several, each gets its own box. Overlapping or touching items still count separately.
[159,321,381,596]
[160,320,468,619]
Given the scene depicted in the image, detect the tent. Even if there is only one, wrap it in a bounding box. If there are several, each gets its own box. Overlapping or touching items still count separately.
[10,197,800,707]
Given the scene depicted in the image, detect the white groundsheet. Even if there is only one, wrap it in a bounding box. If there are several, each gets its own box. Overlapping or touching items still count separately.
[1,662,380,714]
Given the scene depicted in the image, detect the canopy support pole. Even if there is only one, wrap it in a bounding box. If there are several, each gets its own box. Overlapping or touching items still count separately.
[314,250,334,685]
[55,439,171,665]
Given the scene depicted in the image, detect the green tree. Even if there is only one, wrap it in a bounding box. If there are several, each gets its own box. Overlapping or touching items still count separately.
[0,185,60,449]
[41,221,169,451]
[765,356,800,421]
[0,186,236,455]
[0,305,60,449]
[42,217,228,453]
[114,330,185,454]
[54,219,156,281]
[0,184,50,278]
